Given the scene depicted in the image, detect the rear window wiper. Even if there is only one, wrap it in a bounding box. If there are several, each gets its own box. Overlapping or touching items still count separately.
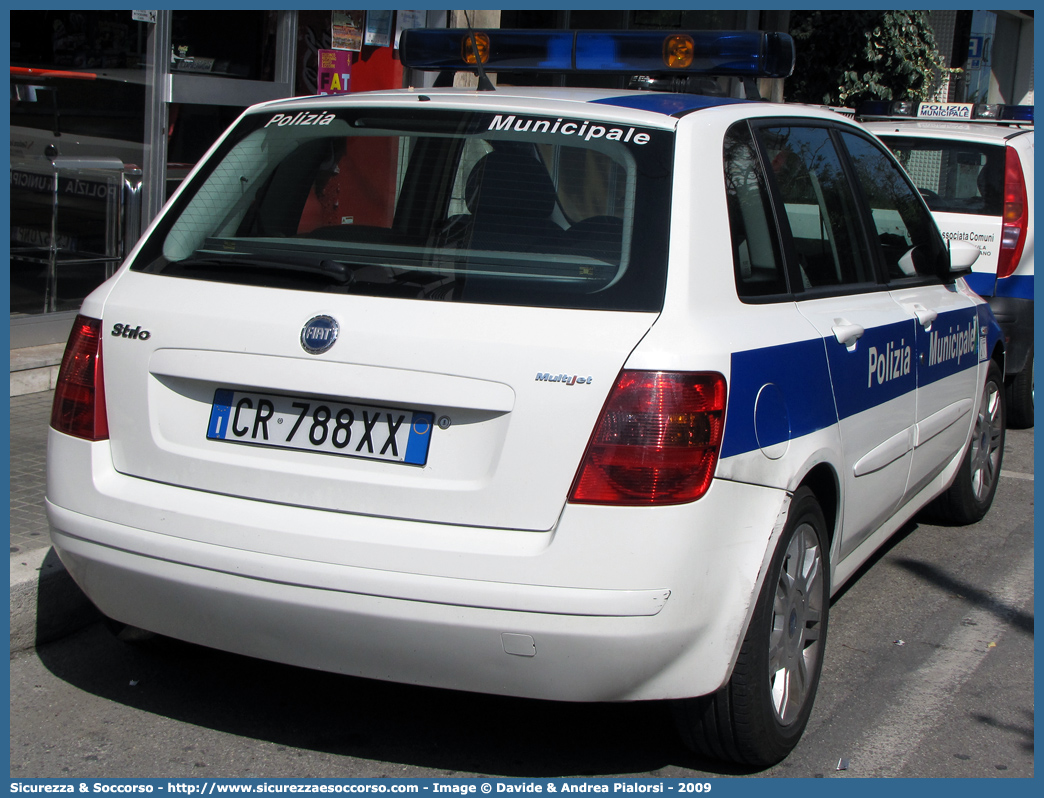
[171,255,353,285]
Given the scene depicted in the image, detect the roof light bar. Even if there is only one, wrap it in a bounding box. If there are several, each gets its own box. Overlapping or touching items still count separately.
[401,29,575,72]
[399,29,795,79]
[858,100,1033,125]
[576,31,794,77]
[999,104,1034,123]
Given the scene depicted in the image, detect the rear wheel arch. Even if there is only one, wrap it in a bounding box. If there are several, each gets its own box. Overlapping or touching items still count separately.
[796,463,839,551]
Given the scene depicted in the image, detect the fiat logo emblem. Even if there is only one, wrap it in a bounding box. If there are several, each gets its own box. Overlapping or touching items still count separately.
[300,315,339,355]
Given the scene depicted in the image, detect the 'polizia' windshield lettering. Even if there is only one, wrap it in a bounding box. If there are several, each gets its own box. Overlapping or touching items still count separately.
[264,112,337,128]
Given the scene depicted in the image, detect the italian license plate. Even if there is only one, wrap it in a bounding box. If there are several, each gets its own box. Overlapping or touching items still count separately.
[206,389,434,465]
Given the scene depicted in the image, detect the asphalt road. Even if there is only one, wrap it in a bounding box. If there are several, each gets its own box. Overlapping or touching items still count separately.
[10,429,1033,779]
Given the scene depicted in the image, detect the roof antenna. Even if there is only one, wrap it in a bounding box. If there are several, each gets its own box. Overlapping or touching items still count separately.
[463,11,496,92]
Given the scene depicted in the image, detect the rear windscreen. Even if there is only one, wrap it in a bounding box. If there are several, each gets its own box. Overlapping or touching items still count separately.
[131,106,674,312]
[881,136,1005,217]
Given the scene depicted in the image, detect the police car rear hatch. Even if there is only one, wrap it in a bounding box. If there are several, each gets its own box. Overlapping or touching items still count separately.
[100,93,675,531]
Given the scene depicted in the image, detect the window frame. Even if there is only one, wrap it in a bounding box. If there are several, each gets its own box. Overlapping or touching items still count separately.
[834,126,952,291]
[725,117,956,305]
[128,106,676,313]
[722,120,790,302]
[746,117,886,302]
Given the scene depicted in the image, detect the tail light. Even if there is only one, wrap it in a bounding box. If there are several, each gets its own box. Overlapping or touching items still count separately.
[569,371,726,505]
[997,147,1028,279]
[51,315,109,441]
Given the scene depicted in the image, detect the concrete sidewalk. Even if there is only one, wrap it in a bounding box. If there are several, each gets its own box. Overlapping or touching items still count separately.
[10,389,101,653]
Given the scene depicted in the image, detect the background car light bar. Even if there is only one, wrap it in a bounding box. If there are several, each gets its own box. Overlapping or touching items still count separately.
[858,100,1033,124]
[1000,105,1034,122]
[399,29,795,78]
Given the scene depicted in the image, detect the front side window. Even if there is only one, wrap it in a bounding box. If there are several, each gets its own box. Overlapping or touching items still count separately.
[131,108,674,312]
[756,125,873,290]
[840,131,947,283]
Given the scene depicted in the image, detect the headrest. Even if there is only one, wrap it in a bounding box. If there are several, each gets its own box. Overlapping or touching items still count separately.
[977,156,1003,200]
[465,151,558,218]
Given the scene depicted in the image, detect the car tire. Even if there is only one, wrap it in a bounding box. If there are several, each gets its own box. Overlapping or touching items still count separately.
[932,360,1006,525]
[1006,349,1033,429]
[673,486,829,767]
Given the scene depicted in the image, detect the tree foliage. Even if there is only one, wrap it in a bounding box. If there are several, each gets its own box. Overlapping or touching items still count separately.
[785,11,951,108]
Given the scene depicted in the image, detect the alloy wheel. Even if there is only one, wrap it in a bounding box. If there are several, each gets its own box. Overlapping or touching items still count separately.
[970,378,1004,502]
[768,522,825,726]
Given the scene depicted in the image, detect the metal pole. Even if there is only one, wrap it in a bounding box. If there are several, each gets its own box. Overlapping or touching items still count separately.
[45,163,59,313]
[141,10,171,231]
[274,11,298,89]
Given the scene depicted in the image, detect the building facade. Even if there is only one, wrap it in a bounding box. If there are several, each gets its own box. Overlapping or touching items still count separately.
[9,9,1033,350]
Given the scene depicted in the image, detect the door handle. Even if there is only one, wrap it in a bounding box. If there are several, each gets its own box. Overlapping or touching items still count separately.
[831,320,865,347]
[912,303,938,329]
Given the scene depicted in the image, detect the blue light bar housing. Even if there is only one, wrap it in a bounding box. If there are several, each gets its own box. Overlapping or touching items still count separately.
[399,29,796,79]
[1000,104,1034,123]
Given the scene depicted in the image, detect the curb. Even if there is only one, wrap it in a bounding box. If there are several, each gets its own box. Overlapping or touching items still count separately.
[10,546,102,653]
[10,343,64,397]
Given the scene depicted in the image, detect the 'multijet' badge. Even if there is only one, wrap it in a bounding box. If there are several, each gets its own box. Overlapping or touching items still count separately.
[535,372,592,385]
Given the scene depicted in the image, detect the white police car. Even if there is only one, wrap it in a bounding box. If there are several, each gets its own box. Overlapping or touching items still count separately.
[861,101,1033,427]
[47,30,1005,767]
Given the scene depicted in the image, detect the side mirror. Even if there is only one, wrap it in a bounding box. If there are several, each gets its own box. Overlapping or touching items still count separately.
[947,240,980,275]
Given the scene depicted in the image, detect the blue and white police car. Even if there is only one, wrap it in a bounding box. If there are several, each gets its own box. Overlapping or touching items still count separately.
[861,101,1033,427]
[47,30,1005,766]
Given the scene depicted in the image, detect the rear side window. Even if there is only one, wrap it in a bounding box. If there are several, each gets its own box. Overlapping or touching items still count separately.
[756,125,873,290]
[131,108,674,312]
[839,131,947,283]
[880,136,1005,217]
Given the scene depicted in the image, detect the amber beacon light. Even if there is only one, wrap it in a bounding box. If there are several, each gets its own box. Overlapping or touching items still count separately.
[462,32,490,65]
[663,34,695,69]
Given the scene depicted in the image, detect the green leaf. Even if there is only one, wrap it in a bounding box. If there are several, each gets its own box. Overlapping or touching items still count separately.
[785,10,947,108]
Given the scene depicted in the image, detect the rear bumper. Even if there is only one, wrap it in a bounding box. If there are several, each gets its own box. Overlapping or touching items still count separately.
[47,432,790,702]
[50,516,691,702]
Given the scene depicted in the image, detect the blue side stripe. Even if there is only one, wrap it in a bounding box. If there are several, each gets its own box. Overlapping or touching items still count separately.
[915,308,982,389]
[963,272,996,297]
[980,303,1005,360]
[721,339,836,459]
[994,274,1034,300]
[964,272,1033,300]
[722,306,983,459]
[827,319,917,420]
